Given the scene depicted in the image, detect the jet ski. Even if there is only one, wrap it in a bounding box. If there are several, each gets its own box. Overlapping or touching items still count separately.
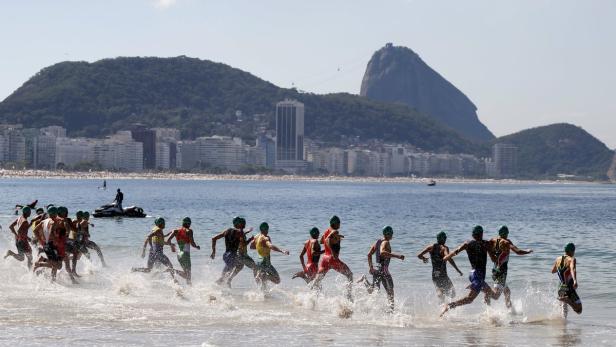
[93,203,146,218]
[427,180,436,186]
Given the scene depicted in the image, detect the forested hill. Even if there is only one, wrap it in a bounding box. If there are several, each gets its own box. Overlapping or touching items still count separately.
[0,56,480,154]
[497,123,614,179]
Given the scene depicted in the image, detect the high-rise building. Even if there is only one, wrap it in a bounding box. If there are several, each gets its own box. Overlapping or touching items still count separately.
[493,143,518,177]
[256,134,276,169]
[131,126,156,170]
[36,134,57,169]
[275,99,306,172]
[156,142,171,170]
[152,128,181,142]
[177,140,199,170]
[55,138,97,168]
[196,136,247,171]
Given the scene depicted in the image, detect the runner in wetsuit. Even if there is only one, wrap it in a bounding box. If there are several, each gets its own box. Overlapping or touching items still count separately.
[311,216,354,301]
[417,231,463,302]
[551,243,582,317]
[234,217,258,281]
[211,216,244,287]
[55,206,77,280]
[440,225,498,317]
[359,226,405,311]
[81,212,107,267]
[4,206,33,268]
[132,218,176,280]
[292,227,323,283]
[32,207,78,284]
[485,226,533,308]
[66,211,89,277]
[166,217,200,285]
[30,208,46,250]
[251,222,289,290]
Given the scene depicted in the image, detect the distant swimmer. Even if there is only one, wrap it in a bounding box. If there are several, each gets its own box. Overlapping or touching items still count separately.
[485,226,533,309]
[311,216,354,301]
[417,231,463,302]
[81,211,107,267]
[440,226,498,317]
[292,227,323,283]
[166,217,200,285]
[552,243,582,317]
[251,222,289,290]
[4,206,33,268]
[211,216,247,287]
[132,218,176,279]
[359,226,405,311]
[103,180,107,190]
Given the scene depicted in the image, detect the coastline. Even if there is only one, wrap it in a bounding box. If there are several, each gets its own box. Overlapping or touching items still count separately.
[0,169,606,185]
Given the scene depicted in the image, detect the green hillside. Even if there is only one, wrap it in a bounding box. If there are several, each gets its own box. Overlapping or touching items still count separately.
[496,123,614,180]
[0,56,479,154]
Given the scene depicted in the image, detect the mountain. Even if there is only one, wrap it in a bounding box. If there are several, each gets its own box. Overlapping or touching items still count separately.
[360,43,494,142]
[496,123,614,180]
[0,56,481,154]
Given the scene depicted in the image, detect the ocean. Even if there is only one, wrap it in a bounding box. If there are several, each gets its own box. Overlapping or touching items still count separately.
[0,178,615,346]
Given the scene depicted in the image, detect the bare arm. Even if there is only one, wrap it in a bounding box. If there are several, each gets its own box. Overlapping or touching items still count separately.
[8,219,17,236]
[417,245,432,263]
[299,244,307,271]
[165,230,177,244]
[266,239,289,255]
[445,246,463,275]
[141,232,154,258]
[551,258,558,274]
[325,230,338,258]
[210,230,226,259]
[380,241,405,260]
[188,229,200,250]
[510,242,533,255]
[570,257,578,289]
[443,242,467,262]
[367,243,376,272]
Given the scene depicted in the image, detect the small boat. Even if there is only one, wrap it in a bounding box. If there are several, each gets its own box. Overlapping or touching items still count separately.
[93,203,146,218]
[427,180,436,186]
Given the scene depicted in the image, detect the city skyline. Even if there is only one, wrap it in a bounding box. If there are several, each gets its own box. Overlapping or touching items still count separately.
[1,1,615,148]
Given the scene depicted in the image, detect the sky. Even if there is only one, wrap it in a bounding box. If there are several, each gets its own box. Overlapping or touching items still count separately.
[1,0,615,147]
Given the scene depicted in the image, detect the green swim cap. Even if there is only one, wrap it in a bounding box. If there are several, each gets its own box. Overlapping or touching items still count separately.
[57,206,68,217]
[565,243,575,253]
[472,225,484,236]
[310,227,319,238]
[47,206,58,216]
[76,211,84,219]
[22,206,31,216]
[155,217,165,226]
[36,208,44,214]
[499,225,509,237]
[83,211,90,218]
[232,216,242,227]
[182,217,191,225]
[260,222,269,232]
[382,226,393,236]
[239,217,246,226]
[330,215,340,226]
[437,231,447,244]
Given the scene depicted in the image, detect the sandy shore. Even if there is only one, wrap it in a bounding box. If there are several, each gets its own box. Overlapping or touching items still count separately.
[0,169,606,185]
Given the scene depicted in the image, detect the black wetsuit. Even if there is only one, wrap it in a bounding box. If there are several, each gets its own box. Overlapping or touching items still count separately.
[222,228,241,273]
[467,239,489,292]
[431,243,454,294]
[372,239,394,308]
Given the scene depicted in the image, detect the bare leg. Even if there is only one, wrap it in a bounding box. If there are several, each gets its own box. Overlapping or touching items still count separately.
[4,250,25,262]
[504,286,512,309]
[87,241,107,267]
[441,289,480,317]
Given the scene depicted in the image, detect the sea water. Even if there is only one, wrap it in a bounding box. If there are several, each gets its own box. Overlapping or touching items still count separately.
[0,178,615,346]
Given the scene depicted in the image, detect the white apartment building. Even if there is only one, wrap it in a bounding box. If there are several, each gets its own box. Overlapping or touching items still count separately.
[196,136,247,171]
[55,138,97,168]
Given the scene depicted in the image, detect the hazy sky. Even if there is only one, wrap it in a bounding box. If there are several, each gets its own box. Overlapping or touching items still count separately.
[1,0,615,147]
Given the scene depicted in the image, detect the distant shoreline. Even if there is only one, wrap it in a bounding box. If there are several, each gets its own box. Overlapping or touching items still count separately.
[0,169,607,186]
